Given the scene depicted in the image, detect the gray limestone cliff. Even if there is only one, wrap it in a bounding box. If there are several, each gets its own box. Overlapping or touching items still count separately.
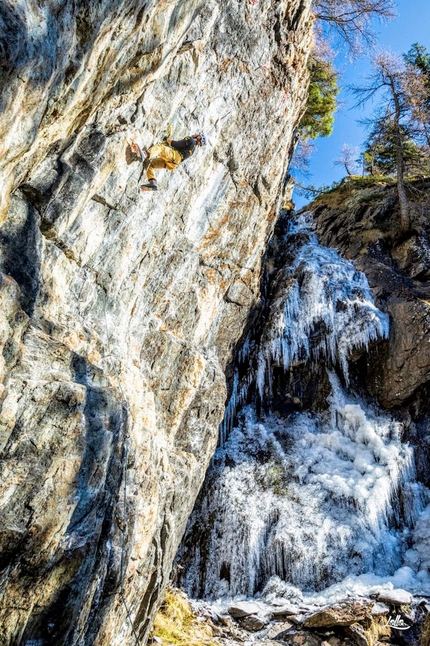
[0,0,313,644]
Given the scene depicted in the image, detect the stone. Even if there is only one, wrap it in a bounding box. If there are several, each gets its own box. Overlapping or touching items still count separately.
[371,602,390,616]
[228,601,263,618]
[272,628,327,646]
[271,603,302,618]
[293,636,307,645]
[303,601,374,629]
[377,589,413,606]
[240,614,269,631]
[346,623,369,646]
[271,597,294,606]
[289,614,307,625]
[266,621,294,638]
[422,612,430,646]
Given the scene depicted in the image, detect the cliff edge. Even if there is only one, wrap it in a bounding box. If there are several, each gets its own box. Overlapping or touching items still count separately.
[0,1,312,644]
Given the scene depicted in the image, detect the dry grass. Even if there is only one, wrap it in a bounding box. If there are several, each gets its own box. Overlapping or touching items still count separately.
[363,616,393,645]
[421,612,430,646]
[150,587,218,646]
[310,175,395,209]
[310,174,430,210]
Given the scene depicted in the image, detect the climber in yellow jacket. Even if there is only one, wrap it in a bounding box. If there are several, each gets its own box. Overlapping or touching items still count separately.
[131,132,207,191]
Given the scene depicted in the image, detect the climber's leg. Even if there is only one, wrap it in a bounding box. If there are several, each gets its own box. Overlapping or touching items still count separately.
[146,158,166,182]
[141,145,181,191]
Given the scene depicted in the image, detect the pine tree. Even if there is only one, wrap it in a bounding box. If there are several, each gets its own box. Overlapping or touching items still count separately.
[363,117,428,176]
[404,43,430,79]
[351,53,412,232]
[403,43,430,148]
[299,56,339,140]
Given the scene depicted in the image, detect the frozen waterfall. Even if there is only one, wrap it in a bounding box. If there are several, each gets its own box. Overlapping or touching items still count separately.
[255,214,389,396]
[180,211,429,601]
[219,212,389,444]
[182,380,421,598]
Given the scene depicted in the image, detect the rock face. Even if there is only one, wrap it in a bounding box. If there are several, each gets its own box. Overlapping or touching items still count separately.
[308,178,430,493]
[309,178,430,412]
[0,1,313,644]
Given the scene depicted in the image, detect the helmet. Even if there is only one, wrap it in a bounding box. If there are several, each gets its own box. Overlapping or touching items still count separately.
[198,132,207,146]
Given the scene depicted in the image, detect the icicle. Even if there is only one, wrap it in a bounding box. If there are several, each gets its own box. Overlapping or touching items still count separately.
[183,380,424,599]
[253,214,389,395]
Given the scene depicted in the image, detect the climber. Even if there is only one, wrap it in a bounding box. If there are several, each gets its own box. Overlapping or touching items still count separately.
[131,132,207,191]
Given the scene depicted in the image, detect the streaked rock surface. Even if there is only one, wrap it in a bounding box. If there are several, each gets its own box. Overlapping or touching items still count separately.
[0,0,313,644]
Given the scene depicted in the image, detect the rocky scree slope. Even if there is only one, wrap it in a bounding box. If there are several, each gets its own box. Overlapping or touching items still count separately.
[0,0,312,644]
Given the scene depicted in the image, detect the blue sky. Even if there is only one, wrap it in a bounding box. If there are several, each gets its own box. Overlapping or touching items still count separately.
[293,0,430,208]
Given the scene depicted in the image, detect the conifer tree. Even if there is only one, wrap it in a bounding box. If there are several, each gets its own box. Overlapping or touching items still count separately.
[403,43,430,148]
[299,56,339,140]
[351,53,411,232]
[363,116,428,177]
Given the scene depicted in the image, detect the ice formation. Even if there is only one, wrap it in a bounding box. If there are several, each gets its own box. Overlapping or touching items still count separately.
[404,503,430,587]
[181,212,430,601]
[220,212,389,441]
[183,378,424,598]
[256,212,389,395]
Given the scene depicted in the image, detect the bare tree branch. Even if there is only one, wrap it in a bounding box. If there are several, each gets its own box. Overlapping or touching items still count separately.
[334,144,361,175]
[312,0,396,54]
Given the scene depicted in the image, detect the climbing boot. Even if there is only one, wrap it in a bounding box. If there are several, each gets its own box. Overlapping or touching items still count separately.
[141,180,158,192]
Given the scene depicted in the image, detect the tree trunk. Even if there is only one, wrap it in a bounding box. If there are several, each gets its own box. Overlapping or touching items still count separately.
[395,143,410,233]
[423,123,430,150]
[391,79,410,233]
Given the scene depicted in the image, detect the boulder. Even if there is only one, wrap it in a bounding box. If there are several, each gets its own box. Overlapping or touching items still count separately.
[273,628,330,646]
[371,602,390,616]
[345,623,369,646]
[303,601,374,629]
[422,612,430,646]
[271,604,302,618]
[240,614,269,631]
[377,589,413,606]
[266,621,294,638]
[228,601,263,618]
